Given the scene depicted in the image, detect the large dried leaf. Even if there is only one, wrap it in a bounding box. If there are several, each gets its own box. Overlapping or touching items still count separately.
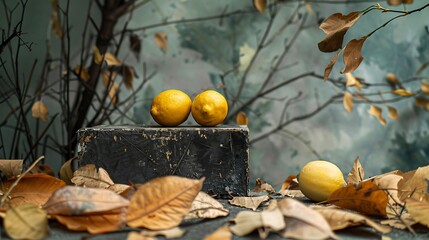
[204,225,232,240]
[0,159,23,178]
[313,206,390,233]
[129,34,142,61]
[345,72,362,90]
[387,106,399,120]
[318,11,361,52]
[374,173,403,218]
[30,163,55,176]
[140,227,186,239]
[154,32,167,53]
[253,0,267,14]
[230,208,285,239]
[185,192,229,220]
[126,176,204,230]
[278,198,337,240]
[324,49,341,80]
[4,204,49,240]
[392,89,414,97]
[421,82,429,95]
[328,179,388,216]
[59,158,76,185]
[43,186,129,215]
[71,164,130,194]
[236,111,249,125]
[31,100,49,122]
[2,174,65,208]
[405,199,429,227]
[122,65,135,90]
[380,212,416,230]
[278,189,305,198]
[343,92,353,112]
[387,0,413,6]
[368,104,386,126]
[50,0,62,38]
[52,212,125,234]
[398,166,429,202]
[347,156,364,185]
[253,178,275,193]
[279,174,299,191]
[342,38,366,73]
[228,195,269,211]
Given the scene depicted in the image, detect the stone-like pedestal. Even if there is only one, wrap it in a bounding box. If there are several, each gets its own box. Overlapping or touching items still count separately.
[77,125,249,196]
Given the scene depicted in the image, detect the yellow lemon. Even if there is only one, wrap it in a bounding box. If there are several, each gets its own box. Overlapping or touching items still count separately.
[150,89,192,126]
[298,160,346,202]
[191,90,228,127]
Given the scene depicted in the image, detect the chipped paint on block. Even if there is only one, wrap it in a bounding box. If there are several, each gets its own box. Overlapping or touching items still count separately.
[77,125,250,196]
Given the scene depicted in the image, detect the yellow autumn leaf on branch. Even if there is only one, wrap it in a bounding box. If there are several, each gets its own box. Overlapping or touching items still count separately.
[343,92,353,112]
[387,106,399,120]
[252,0,267,14]
[154,32,167,53]
[392,89,414,97]
[31,100,49,122]
[421,82,429,95]
[368,105,386,126]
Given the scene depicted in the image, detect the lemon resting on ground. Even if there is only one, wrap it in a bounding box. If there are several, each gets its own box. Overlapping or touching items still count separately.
[150,89,192,127]
[298,160,346,202]
[191,90,228,127]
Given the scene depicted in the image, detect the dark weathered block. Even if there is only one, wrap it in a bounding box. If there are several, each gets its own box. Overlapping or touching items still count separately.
[77,125,249,196]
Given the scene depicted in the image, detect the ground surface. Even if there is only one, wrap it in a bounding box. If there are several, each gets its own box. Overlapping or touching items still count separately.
[1,198,428,240]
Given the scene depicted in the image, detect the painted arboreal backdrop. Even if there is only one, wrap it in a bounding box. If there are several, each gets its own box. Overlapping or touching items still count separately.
[1,0,428,183]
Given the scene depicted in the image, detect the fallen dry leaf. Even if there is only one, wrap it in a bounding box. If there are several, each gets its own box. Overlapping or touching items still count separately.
[280,174,299,191]
[185,191,229,220]
[140,227,186,239]
[278,198,337,240]
[59,158,77,185]
[127,232,156,240]
[43,186,129,215]
[253,0,267,14]
[30,163,55,176]
[387,106,399,120]
[230,207,285,239]
[126,176,204,230]
[228,195,270,211]
[398,166,429,202]
[313,206,391,233]
[347,156,364,185]
[253,178,275,193]
[154,32,167,53]
[236,111,249,125]
[345,72,362,90]
[368,104,387,126]
[328,179,388,216]
[342,37,366,73]
[374,173,403,218]
[324,49,342,80]
[4,204,49,240]
[380,213,417,230]
[1,174,65,209]
[405,198,429,228]
[318,11,361,53]
[72,164,129,194]
[31,100,49,122]
[392,89,414,97]
[204,225,232,240]
[52,212,126,234]
[278,189,305,198]
[0,159,23,178]
[343,92,353,112]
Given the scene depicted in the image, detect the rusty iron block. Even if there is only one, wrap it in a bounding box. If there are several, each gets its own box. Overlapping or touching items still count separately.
[77,125,249,196]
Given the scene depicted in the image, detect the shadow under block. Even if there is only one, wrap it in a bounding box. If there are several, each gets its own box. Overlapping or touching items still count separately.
[77,125,249,196]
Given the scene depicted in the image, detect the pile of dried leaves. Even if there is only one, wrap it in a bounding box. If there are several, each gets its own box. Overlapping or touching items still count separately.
[0,156,428,239]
